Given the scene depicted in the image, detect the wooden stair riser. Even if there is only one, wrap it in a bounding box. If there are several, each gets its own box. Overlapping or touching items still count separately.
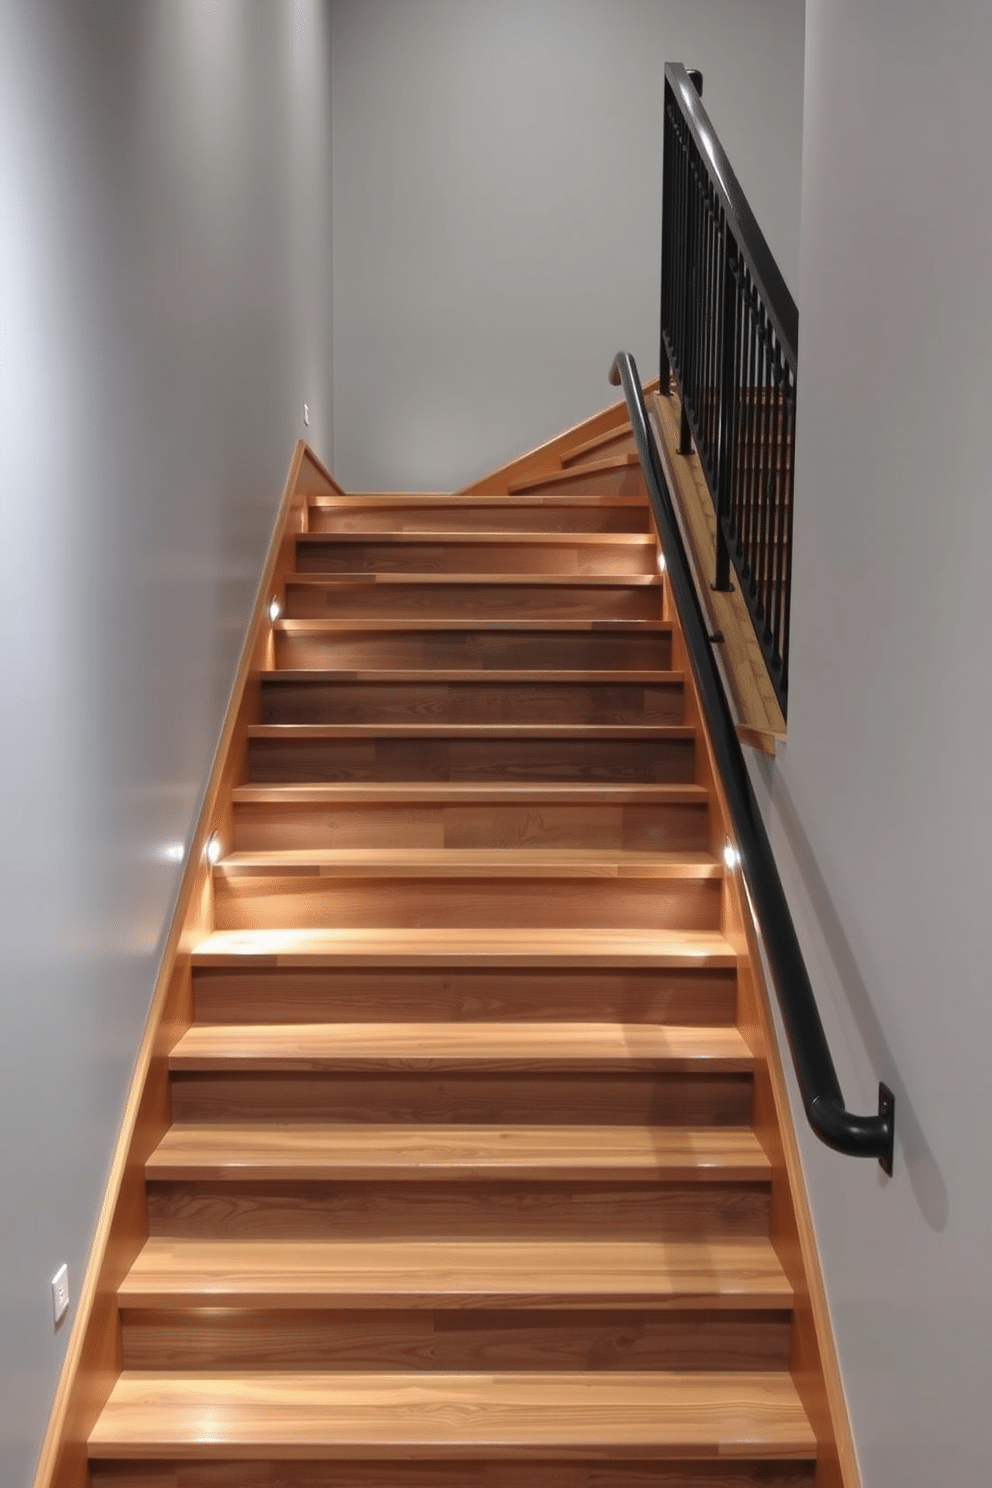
[296,536,657,576]
[146,1179,772,1243]
[509,466,644,498]
[258,679,685,728]
[231,799,709,853]
[307,500,651,534]
[120,1306,790,1373]
[91,1461,816,1488]
[246,734,696,785]
[210,874,723,934]
[561,431,638,468]
[168,1070,753,1127]
[274,626,674,672]
[191,966,739,1027]
[283,580,663,622]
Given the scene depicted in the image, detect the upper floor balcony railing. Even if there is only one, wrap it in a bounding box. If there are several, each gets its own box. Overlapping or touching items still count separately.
[660,63,798,714]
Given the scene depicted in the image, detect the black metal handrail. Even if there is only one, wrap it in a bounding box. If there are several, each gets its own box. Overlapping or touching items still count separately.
[660,62,797,713]
[610,351,894,1173]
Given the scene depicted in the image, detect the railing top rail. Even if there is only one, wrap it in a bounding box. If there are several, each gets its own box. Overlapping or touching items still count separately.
[665,61,798,370]
[610,351,893,1173]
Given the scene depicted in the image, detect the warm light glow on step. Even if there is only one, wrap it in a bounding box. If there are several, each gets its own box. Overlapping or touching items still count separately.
[657,552,667,572]
[723,842,741,871]
[206,834,223,865]
[268,597,282,623]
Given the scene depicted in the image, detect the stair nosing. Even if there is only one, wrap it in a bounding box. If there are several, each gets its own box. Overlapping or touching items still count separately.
[274,618,672,632]
[189,925,737,969]
[297,531,656,546]
[307,493,648,507]
[247,722,695,738]
[213,848,721,881]
[285,572,663,587]
[89,1369,816,1460]
[168,1020,752,1074]
[258,668,683,684]
[119,1235,788,1310]
[230,781,708,804]
[146,1123,771,1184]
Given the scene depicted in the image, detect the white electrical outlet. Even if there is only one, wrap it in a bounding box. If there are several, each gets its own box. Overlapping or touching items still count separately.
[52,1263,69,1326]
[303,402,310,426]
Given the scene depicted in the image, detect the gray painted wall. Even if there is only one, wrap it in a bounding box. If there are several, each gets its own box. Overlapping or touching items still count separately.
[0,3,333,1483]
[329,0,806,491]
[749,2,992,1482]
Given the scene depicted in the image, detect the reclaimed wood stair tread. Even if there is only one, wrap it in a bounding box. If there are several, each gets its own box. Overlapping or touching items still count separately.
[89,1370,815,1459]
[119,1236,788,1308]
[146,1125,769,1182]
[260,667,682,683]
[190,925,737,968]
[169,1020,752,1072]
[231,781,708,805]
[216,848,720,879]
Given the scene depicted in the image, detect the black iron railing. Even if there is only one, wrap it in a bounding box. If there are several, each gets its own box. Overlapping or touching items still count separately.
[610,352,894,1173]
[660,63,797,714]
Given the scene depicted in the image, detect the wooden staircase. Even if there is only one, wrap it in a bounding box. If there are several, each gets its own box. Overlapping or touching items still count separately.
[43,411,855,1488]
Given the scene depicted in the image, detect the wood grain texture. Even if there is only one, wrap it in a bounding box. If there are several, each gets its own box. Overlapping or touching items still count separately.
[457,387,649,495]
[146,1177,773,1244]
[215,845,719,873]
[58,396,850,1487]
[308,494,651,534]
[258,675,686,727]
[561,427,638,468]
[508,454,642,494]
[168,1021,752,1072]
[168,1070,752,1129]
[92,1461,815,1487]
[119,1305,793,1374]
[190,964,739,1027]
[119,1236,790,1309]
[283,575,663,623]
[246,732,696,787]
[295,532,657,577]
[273,622,674,671]
[189,925,738,969]
[230,794,709,854]
[650,391,786,751]
[145,1125,771,1183]
[89,1371,816,1460]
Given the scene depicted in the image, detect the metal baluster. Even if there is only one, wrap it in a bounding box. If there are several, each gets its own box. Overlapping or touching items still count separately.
[713,233,739,592]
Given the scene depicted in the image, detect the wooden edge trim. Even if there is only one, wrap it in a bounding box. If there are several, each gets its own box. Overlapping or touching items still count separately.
[730,881,862,1488]
[31,438,329,1488]
[675,658,858,1485]
[652,513,859,1488]
[649,391,786,750]
[457,379,659,495]
[296,442,346,496]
